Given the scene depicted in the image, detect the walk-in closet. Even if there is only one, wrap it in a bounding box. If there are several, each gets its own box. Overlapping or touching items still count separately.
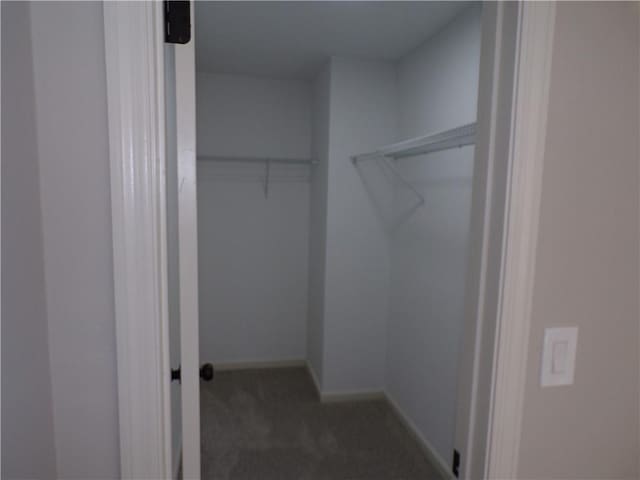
[192,2,483,477]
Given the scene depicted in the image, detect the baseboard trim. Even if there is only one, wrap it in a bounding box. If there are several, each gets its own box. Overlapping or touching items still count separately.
[305,363,323,400]
[321,390,386,403]
[384,393,454,480]
[304,362,384,403]
[213,359,306,371]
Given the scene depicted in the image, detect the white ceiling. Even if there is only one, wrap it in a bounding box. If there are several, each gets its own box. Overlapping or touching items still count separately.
[195,2,472,80]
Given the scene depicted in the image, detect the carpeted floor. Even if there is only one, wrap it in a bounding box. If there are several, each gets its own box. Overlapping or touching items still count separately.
[200,367,444,480]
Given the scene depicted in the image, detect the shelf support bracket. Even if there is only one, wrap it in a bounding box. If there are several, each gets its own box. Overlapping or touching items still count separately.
[352,153,425,206]
[381,156,425,206]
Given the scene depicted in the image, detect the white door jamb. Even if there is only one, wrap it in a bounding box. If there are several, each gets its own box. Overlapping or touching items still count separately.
[174,1,201,477]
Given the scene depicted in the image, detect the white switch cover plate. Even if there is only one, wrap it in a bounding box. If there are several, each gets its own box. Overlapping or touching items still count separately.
[541,326,578,387]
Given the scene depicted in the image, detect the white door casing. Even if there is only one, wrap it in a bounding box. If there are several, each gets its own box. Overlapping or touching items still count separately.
[484,3,555,477]
[104,1,200,479]
[455,2,555,479]
[454,3,520,478]
[104,2,172,478]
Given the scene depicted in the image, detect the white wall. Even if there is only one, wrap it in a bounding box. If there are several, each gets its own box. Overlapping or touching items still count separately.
[321,57,398,393]
[310,6,482,405]
[197,73,311,158]
[386,4,482,463]
[307,63,331,387]
[28,2,120,477]
[1,2,57,478]
[397,5,482,139]
[518,3,639,478]
[196,73,311,364]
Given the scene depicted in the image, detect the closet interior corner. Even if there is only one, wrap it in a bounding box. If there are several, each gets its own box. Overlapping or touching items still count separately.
[191,2,484,477]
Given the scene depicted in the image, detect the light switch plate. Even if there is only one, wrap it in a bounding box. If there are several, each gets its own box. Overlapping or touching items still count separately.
[541,326,578,387]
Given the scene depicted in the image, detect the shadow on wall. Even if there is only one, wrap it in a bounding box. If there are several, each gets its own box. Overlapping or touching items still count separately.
[353,148,474,234]
[353,158,396,232]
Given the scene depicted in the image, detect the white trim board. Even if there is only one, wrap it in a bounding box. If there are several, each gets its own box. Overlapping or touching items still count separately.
[385,393,455,480]
[452,3,556,479]
[320,390,385,403]
[303,362,383,403]
[214,359,306,371]
[215,361,384,403]
[485,2,556,478]
[306,362,323,399]
[453,3,523,478]
[304,377,453,479]
[301,363,451,476]
[174,2,201,477]
[103,2,172,478]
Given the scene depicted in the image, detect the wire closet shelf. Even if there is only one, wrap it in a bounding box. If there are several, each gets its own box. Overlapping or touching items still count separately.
[350,122,476,205]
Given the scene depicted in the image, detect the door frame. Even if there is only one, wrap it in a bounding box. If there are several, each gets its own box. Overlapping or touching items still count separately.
[173,1,201,477]
[104,2,172,479]
[454,2,555,479]
[103,2,555,479]
[104,1,201,479]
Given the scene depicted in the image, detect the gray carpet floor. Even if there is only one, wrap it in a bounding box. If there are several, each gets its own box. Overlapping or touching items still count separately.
[200,367,444,480]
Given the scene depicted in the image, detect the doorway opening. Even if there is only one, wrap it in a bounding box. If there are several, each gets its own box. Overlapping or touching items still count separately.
[107,2,555,478]
[175,2,485,479]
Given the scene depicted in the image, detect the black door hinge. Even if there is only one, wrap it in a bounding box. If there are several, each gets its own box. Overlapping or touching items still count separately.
[171,366,181,383]
[452,449,461,478]
[164,1,191,44]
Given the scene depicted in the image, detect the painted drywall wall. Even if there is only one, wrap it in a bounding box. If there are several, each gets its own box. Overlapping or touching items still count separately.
[385,4,481,463]
[197,168,310,364]
[307,63,331,387]
[196,73,311,159]
[29,2,120,477]
[196,73,311,364]
[1,2,57,478]
[397,5,482,139]
[321,56,398,393]
[518,3,640,478]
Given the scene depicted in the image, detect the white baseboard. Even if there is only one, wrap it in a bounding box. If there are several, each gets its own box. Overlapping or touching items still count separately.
[384,392,454,480]
[213,359,306,371]
[320,390,386,403]
[305,362,323,399]
[304,362,384,403]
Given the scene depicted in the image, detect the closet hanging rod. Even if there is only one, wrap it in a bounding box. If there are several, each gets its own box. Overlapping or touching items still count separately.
[198,155,317,165]
[351,122,476,163]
